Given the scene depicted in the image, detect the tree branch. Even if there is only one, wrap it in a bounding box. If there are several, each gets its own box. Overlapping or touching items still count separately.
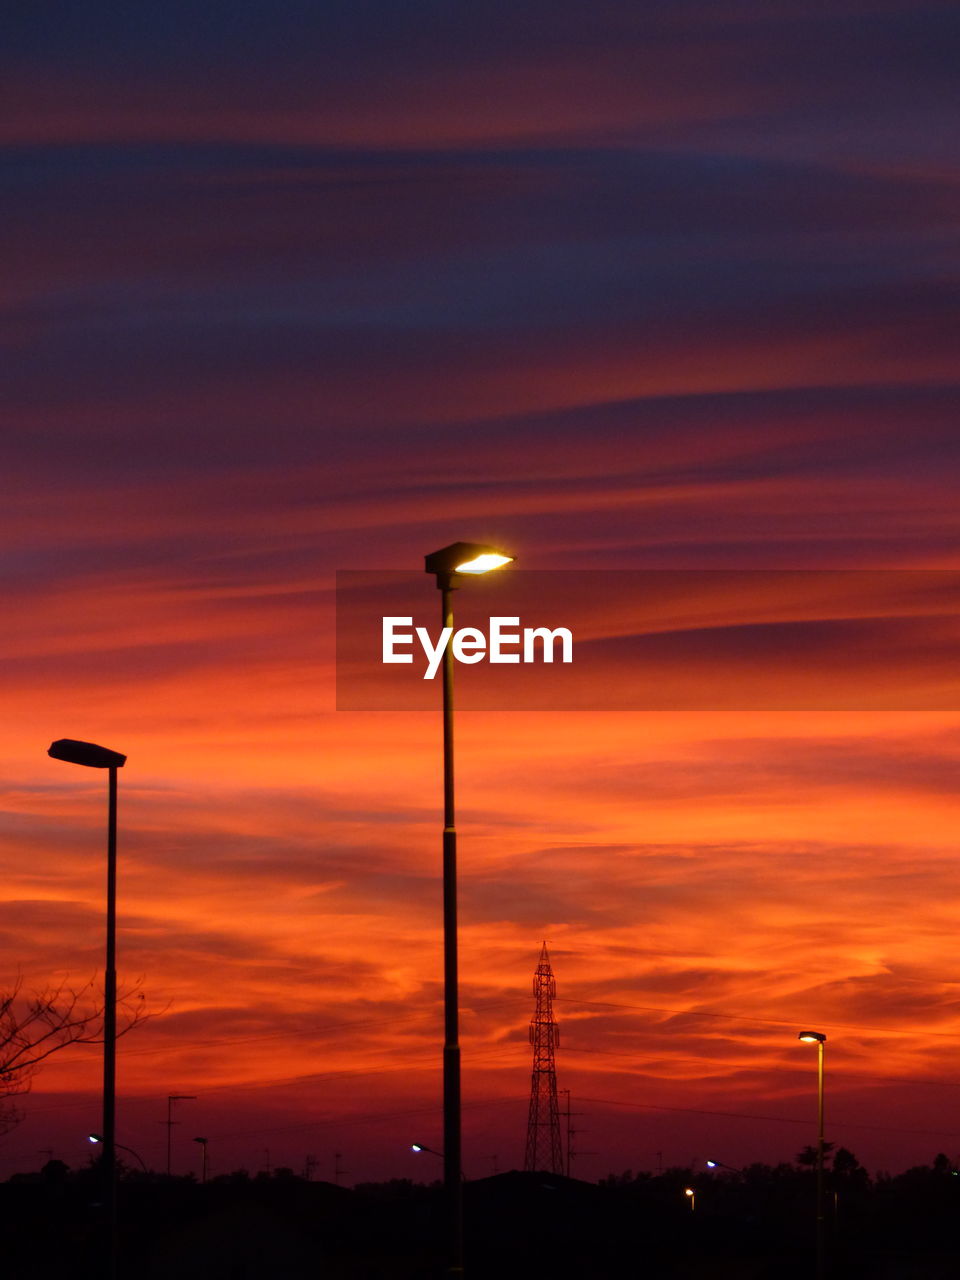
[1,974,154,1104]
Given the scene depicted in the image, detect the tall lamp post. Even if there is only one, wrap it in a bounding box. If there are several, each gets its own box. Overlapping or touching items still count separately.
[798,1030,827,1280]
[48,737,127,1278]
[424,541,513,1276]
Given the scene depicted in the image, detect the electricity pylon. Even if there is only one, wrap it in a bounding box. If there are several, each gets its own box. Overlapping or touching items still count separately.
[523,942,564,1174]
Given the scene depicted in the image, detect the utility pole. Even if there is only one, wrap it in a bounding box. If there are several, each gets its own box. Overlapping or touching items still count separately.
[559,1090,586,1177]
[523,943,564,1174]
[164,1094,196,1175]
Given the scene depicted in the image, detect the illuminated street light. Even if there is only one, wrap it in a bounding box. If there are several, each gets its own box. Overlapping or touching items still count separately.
[684,1187,696,1212]
[423,542,514,580]
[424,540,514,1277]
[49,737,126,1279]
[88,1133,147,1173]
[798,1031,827,1279]
[705,1158,745,1175]
[412,1142,467,1183]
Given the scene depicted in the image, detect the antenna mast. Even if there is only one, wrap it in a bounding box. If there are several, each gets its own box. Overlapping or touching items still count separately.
[523,942,564,1174]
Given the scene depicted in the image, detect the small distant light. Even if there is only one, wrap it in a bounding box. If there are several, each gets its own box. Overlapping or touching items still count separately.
[706,1160,718,1168]
[684,1187,695,1197]
[88,1134,101,1144]
[454,553,513,574]
[411,1144,423,1153]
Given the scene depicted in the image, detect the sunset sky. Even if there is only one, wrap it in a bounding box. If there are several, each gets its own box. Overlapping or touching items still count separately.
[3,1,960,1184]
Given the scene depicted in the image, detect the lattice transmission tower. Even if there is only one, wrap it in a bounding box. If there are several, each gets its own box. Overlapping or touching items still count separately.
[523,942,564,1174]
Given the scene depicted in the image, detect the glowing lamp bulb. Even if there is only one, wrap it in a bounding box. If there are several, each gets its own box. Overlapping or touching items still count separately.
[454,553,514,574]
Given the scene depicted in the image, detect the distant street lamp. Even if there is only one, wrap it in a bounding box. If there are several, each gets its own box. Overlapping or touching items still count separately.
[424,540,514,1277]
[798,1030,827,1279]
[88,1133,147,1173]
[193,1136,209,1183]
[49,737,126,1278]
[684,1187,696,1212]
[705,1158,745,1175]
[412,1142,466,1182]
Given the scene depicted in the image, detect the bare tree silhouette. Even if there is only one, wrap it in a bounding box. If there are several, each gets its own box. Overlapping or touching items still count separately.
[1,973,150,1133]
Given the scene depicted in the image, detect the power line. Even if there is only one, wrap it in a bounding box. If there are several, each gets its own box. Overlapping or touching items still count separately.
[25,1024,960,1121]
[53,987,960,1071]
[556,995,960,1042]
[57,995,528,1063]
[204,1096,507,1144]
[574,1092,960,1141]
[557,1040,960,1094]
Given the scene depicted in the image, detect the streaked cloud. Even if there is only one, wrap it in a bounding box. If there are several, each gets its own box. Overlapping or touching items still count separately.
[1,0,959,1183]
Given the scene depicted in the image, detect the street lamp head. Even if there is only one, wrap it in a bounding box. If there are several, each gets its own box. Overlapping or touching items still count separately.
[798,1031,826,1043]
[424,541,514,586]
[193,1137,208,1145]
[88,1134,102,1144]
[48,739,126,769]
[705,1157,744,1174]
[684,1187,695,1197]
[454,552,513,575]
[412,1141,444,1157]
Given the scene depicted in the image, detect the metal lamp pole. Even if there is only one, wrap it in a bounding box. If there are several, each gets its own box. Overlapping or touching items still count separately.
[440,568,461,1274]
[105,763,118,1214]
[48,738,127,1280]
[424,542,513,1277]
